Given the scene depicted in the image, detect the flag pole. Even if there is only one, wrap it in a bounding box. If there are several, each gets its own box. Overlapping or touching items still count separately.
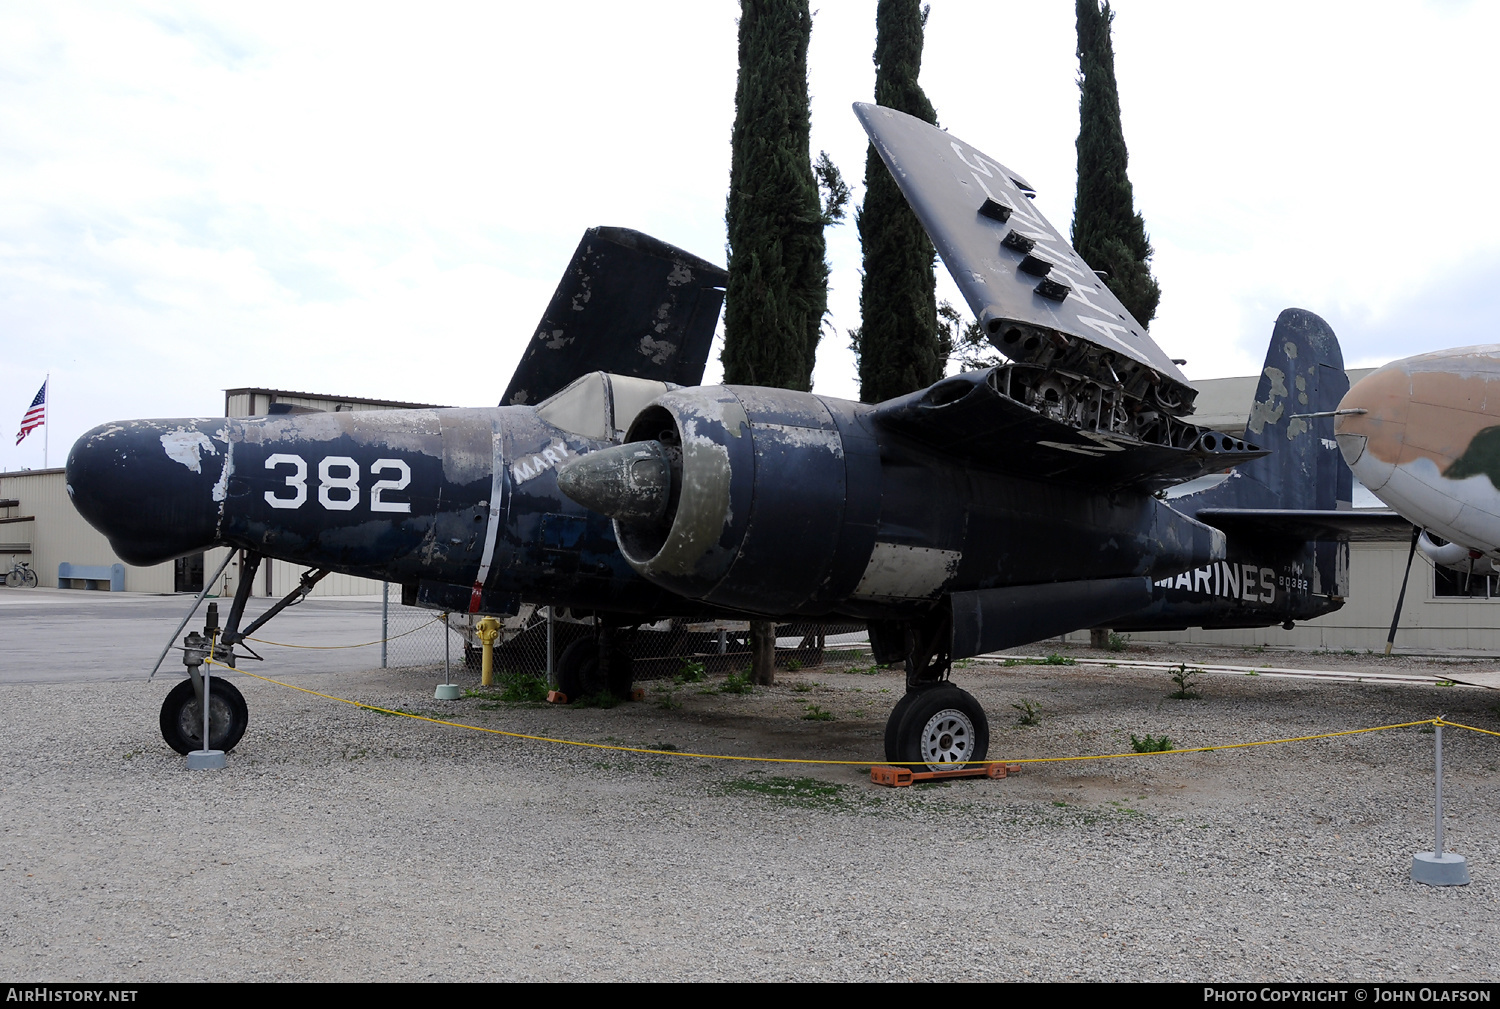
[43,373,49,469]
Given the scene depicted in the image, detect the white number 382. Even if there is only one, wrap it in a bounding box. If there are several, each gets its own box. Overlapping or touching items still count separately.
[263,454,412,514]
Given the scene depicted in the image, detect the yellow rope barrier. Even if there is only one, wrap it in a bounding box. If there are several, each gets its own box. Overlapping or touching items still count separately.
[201,653,1497,769]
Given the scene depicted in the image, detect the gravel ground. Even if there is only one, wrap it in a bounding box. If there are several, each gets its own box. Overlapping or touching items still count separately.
[2,647,1497,982]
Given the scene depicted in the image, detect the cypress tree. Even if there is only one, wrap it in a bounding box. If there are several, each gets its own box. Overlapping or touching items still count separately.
[854,0,942,404]
[724,0,842,683]
[723,0,828,392]
[1071,0,1161,329]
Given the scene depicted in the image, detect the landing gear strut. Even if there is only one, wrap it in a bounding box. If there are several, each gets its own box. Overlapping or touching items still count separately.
[873,612,990,769]
[154,550,330,753]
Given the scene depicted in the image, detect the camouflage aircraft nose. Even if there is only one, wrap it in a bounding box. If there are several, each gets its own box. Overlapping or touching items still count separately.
[66,419,230,566]
[556,441,675,522]
[1335,367,1404,493]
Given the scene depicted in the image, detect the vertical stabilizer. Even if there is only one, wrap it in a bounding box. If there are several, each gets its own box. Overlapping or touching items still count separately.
[1188,308,1351,512]
[501,228,727,408]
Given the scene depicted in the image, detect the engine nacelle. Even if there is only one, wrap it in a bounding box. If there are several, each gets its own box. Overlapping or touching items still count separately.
[608,385,860,613]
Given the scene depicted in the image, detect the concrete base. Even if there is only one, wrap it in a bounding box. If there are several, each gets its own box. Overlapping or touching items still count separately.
[434,683,462,700]
[1411,851,1470,886]
[186,749,227,770]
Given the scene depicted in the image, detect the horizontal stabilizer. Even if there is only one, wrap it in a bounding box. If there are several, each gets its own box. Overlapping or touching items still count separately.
[854,103,1196,416]
[873,367,1264,494]
[951,577,1153,660]
[501,227,727,407]
[1196,508,1412,543]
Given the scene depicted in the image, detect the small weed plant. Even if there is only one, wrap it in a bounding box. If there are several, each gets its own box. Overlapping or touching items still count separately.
[1168,663,1202,699]
[1130,733,1174,753]
[785,658,802,672]
[675,659,707,684]
[802,704,834,721]
[1012,698,1043,726]
[499,671,549,703]
[720,670,754,694]
[1106,631,1130,653]
[722,776,851,808]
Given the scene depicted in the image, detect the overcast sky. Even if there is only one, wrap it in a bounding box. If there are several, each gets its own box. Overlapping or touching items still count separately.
[4,1,1498,471]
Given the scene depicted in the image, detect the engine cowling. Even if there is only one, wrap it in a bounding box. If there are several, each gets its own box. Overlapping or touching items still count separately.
[558,385,870,614]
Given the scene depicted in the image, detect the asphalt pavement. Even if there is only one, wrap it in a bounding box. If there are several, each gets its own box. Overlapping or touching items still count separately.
[0,586,400,683]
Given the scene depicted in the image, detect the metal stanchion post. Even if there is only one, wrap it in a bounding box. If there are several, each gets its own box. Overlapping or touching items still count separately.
[1412,720,1469,885]
[381,582,389,669]
[435,612,461,699]
[184,632,226,771]
[546,606,556,688]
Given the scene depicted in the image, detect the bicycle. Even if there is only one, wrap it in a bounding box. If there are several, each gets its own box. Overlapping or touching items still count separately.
[4,559,38,588]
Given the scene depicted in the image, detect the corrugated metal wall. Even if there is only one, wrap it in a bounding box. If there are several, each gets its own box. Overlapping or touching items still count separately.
[0,469,175,591]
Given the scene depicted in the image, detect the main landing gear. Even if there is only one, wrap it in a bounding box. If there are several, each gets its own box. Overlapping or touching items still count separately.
[872,612,990,771]
[554,624,635,701]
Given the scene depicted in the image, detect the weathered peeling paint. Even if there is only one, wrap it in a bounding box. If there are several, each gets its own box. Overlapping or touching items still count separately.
[211,439,233,504]
[719,397,748,439]
[637,335,677,365]
[752,422,845,456]
[1247,365,1288,435]
[160,429,217,473]
[851,543,961,600]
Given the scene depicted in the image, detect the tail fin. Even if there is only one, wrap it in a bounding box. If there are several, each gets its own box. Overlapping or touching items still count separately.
[1192,308,1352,511]
[500,227,727,407]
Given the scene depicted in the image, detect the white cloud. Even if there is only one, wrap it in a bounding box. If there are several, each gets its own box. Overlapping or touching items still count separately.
[2,0,1498,472]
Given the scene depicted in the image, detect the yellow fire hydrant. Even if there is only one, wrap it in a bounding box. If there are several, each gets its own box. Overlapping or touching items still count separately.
[476,616,502,687]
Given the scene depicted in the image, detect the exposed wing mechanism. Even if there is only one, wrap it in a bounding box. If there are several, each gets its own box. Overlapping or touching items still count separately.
[854,102,1196,417]
[873,366,1264,494]
[501,227,728,407]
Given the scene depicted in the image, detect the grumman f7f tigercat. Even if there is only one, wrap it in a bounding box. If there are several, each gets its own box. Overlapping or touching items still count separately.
[66,104,1400,768]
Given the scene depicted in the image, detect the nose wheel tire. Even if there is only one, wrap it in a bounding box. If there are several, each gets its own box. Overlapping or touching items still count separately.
[160,677,249,755]
[887,684,989,771]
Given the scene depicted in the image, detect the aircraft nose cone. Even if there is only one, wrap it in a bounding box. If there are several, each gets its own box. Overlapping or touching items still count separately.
[66,419,230,565]
[556,441,674,522]
[1335,368,1405,492]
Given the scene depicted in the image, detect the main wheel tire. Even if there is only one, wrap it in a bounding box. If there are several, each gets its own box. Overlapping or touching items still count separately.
[21,567,37,588]
[883,689,928,762]
[556,638,603,700]
[160,677,249,755]
[556,639,635,700]
[891,685,989,772]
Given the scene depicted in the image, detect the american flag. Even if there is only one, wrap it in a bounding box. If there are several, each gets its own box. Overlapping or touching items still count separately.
[15,380,46,445]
